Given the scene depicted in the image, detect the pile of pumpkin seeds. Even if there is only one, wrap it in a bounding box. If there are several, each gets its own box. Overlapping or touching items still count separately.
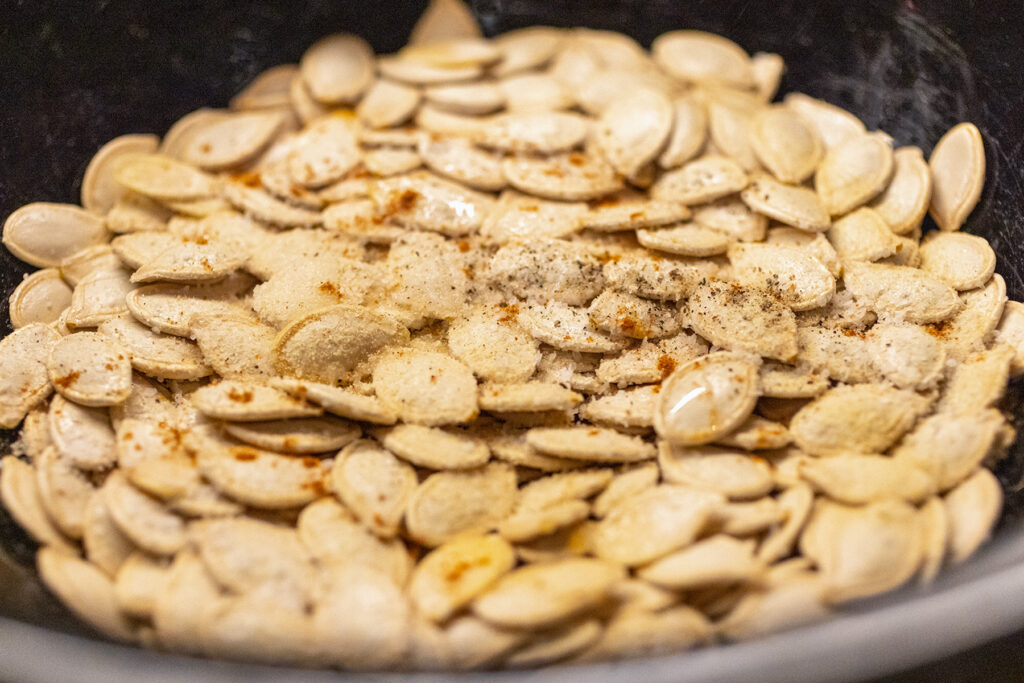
[1,0,1021,669]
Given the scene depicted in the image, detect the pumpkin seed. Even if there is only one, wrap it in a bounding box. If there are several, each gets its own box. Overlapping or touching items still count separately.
[652,30,753,88]
[596,89,673,178]
[928,122,985,232]
[843,261,960,324]
[223,416,360,454]
[3,202,109,268]
[82,134,161,214]
[372,348,478,426]
[299,34,374,104]
[181,110,286,171]
[425,81,505,115]
[409,534,516,622]
[651,155,748,205]
[418,136,505,191]
[636,223,733,257]
[944,468,1002,564]
[869,146,932,234]
[687,280,798,361]
[790,383,930,457]
[37,547,137,642]
[0,456,74,552]
[273,304,409,384]
[591,485,724,565]
[740,173,831,232]
[8,268,73,328]
[815,132,894,216]
[115,154,217,201]
[919,231,996,291]
[405,463,517,546]
[473,558,624,628]
[784,93,865,150]
[502,152,623,201]
[357,79,421,129]
[183,426,330,509]
[230,64,298,111]
[331,440,416,538]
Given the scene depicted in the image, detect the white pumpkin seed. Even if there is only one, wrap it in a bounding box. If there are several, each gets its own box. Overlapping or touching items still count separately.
[826,207,899,262]
[843,261,960,324]
[299,34,374,104]
[331,440,416,538]
[502,152,623,201]
[35,445,95,538]
[638,534,762,589]
[313,564,412,669]
[944,468,1002,564]
[37,547,136,642]
[591,485,724,565]
[687,280,798,361]
[82,134,161,214]
[784,93,866,150]
[114,154,217,201]
[103,471,186,556]
[596,89,673,177]
[191,380,321,422]
[740,173,831,232]
[425,81,505,115]
[651,155,748,205]
[418,136,504,191]
[519,300,624,353]
[928,122,985,232]
[183,426,330,509]
[405,463,517,546]
[493,26,564,76]
[480,110,590,154]
[919,231,996,290]
[222,181,322,227]
[815,132,894,216]
[8,268,72,328]
[0,323,60,427]
[892,409,1003,491]
[3,202,109,268]
[223,416,360,454]
[473,558,625,628]
[357,79,421,128]
[659,443,773,499]
[526,426,654,463]
[500,72,573,112]
[181,110,285,171]
[269,377,397,424]
[297,498,410,585]
[729,243,835,311]
[272,304,408,384]
[654,352,759,446]
[637,223,733,257]
[409,534,516,622]
[790,383,930,457]
[869,146,932,234]
[659,96,708,169]
[230,64,298,111]
[379,56,482,85]
[652,30,753,88]
[0,456,74,552]
[749,105,822,184]
[804,499,922,603]
[370,171,493,236]
[800,454,935,504]
[372,348,478,426]
[124,275,254,337]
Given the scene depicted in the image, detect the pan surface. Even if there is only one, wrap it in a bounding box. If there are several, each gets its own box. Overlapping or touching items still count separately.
[1,0,1023,680]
